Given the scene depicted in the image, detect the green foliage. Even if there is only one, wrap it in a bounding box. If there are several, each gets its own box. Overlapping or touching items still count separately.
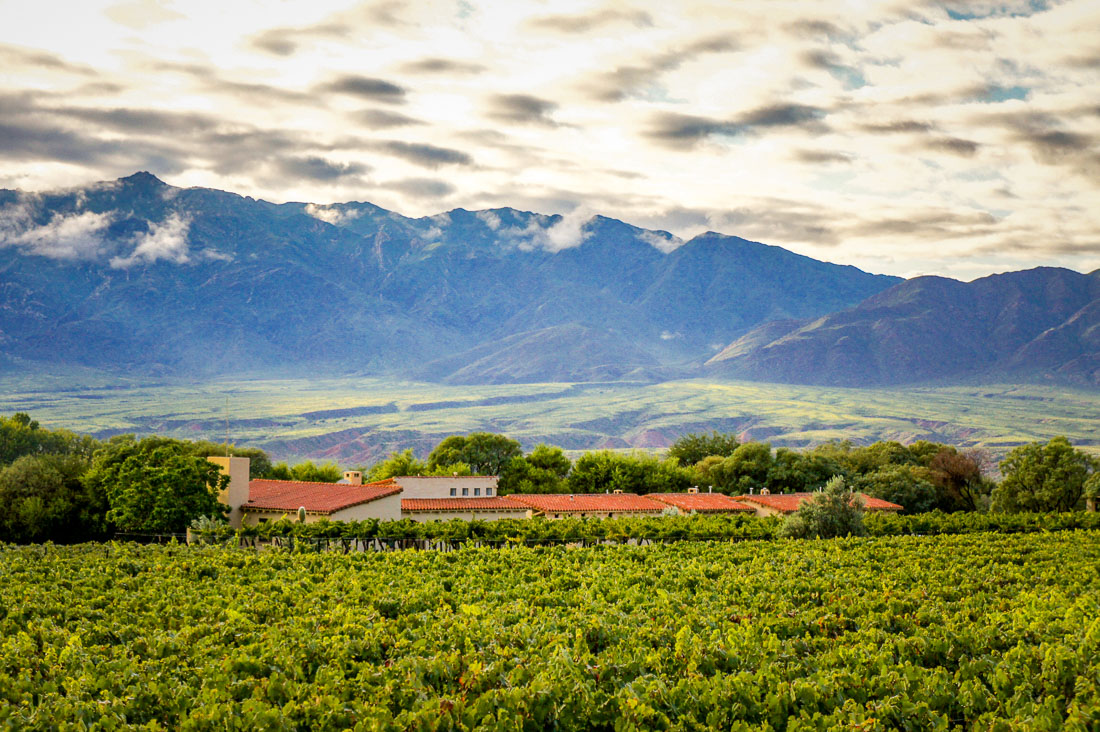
[186,441,272,478]
[927,447,992,511]
[3,533,1099,728]
[265,460,343,483]
[993,436,1097,512]
[852,463,941,514]
[693,442,774,494]
[667,430,739,466]
[498,444,572,494]
[566,450,691,494]
[366,449,428,481]
[0,412,99,466]
[83,436,228,533]
[780,476,866,539]
[427,432,522,475]
[0,453,107,543]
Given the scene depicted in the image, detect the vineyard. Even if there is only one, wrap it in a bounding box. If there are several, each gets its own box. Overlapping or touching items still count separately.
[3,533,1099,730]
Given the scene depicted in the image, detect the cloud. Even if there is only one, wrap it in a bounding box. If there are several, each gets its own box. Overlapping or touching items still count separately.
[0,44,96,75]
[581,35,738,102]
[528,8,653,33]
[105,0,184,29]
[320,75,407,104]
[638,230,684,253]
[475,210,501,230]
[486,94,559,126]
[0,201,114,260]
[304,203,362,226]
[859,120,936,134]
[385,177,456,198]
[110,213,191,268]
[645,104,827,149]
[792,149,852,164]
[353,109,425,128]
[373,141,473,168]
[276,156,369,181]
[399,58,485,75]
[920,136,981,157]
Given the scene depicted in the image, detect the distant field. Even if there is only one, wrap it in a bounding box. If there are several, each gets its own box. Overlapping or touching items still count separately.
[3,371,1098,465]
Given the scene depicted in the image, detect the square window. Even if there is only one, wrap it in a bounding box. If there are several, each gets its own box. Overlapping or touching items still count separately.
[462,488,469,496]
[474,488,481,496]
[449,488,456,496]
[486,487,493,496]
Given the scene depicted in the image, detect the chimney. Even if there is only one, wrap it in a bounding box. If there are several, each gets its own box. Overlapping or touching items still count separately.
[613,489,623,494]
[688,486,699,494]
[343,470,362,486]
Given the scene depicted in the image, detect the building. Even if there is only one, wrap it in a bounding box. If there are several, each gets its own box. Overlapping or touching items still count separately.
[506,493,668,519]
[401,496,530,522]
[240,476,403,525]
[646,492,757,515]
[386,475,500,499]
[207,456,250,528]
[735,492,903,517]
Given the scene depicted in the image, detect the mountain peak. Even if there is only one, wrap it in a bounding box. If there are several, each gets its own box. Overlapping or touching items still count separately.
[118,171,167,187]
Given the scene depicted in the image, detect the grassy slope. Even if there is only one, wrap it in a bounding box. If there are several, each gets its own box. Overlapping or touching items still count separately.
[3,371,1098,465]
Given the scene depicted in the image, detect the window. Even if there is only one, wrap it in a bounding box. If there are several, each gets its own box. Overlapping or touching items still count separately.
[462,488,469,496]
[258,518,269,524]
[449,488,456,496]
[474,488,481,496]
[486,487,493,496]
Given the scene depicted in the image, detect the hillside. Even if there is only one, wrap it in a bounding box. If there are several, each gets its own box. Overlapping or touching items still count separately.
[707,268,1100,386]
[0,172,899,382]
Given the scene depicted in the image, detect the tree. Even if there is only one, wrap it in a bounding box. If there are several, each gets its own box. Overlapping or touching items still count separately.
[0,412,99,466]
[83,436,228,533]
[366,449,429,481]
[188,441,273,478]
[427,433,522,476]
[779,476,866,539]
[0,453,107,543]
[498,445,572,495]
[852,464,940,514]
[717,442,774,495]
[928,447,992,511]
[667,431,739,467]
[264,460,343,482]
[993,437,1097,513]
[767,448,843,494]
[567,451,691,494]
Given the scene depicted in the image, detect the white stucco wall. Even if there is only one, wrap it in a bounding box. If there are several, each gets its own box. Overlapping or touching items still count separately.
[243,492,403,525]
[404,508,529,522]
[394,476,500,500]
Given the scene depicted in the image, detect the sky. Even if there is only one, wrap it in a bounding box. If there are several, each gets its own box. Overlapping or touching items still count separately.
[1,0,1098,280]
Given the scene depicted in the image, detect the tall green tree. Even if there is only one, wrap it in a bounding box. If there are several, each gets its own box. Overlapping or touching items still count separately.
[498,444,572,495]
[567,451,691,495]
[264,460,343,483]
[427,433,522,475]
[0,453,107,543]
[83,436,228,533]
[667,431,739,467]
[0,412,99,466]
[367,449,429,481]
[993,437,1097,513]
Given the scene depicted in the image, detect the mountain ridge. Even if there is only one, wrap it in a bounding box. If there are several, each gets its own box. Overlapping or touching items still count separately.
[3,172,1096,388]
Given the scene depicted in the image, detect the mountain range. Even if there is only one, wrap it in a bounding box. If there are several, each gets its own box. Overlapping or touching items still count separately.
[1,172,1096,388]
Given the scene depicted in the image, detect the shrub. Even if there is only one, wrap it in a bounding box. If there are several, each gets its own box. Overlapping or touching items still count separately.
[780,476,866,539]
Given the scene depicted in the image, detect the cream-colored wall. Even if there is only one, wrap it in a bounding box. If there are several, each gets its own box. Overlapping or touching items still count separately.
[207,456,250,528]
[394,476,499,500]
[242,492,403,526]
[404,509,528,522]
[542,510,662,520]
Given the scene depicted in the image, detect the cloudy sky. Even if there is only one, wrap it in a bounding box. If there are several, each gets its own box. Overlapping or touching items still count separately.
[1,0,1097,279]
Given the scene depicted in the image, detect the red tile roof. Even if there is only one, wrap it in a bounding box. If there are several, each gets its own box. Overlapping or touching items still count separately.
[646,493,757,513]
[736,492,903,513]
[244,478,401,514]
[506,493,666,514]
[401,497,528,512]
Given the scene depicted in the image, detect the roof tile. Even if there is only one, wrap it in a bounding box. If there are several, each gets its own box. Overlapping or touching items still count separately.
[506,493,666,514]
[244,479,401,514]
[401,497,528,512]
[646,493,757,513]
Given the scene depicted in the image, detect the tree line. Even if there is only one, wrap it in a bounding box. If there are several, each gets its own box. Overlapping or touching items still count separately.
[1,413,1097,543]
